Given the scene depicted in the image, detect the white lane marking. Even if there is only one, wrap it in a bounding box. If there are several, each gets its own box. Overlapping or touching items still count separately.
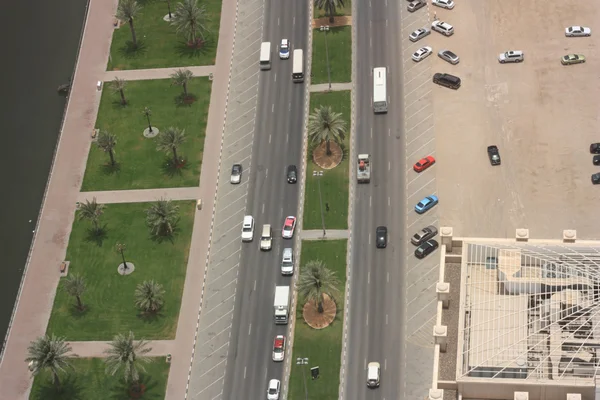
[262,203,265,214]
[265,168,268,179]
[368,233,371,244]
[385,359,387,370]
[274,72,277,82]
[248,324,252,335]
[387,272,390,283]
[244,366,247,379]
[286,133,289,143]
[278,17,280,26]
[269,134,272,143]
[293,16,295,25]
[369,196,372,207]
[371,127,373,138]
[368,271,370,284]
[272,104,275,113]
[388,161,391,171]
[388,128,391,137]
[366,312,369,326]
[386,314,389,325]
[253,280,257,291]
[388,197,391,207]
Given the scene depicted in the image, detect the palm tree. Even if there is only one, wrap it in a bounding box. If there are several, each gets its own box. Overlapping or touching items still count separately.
[63,274,86,311]
[96,131,118,166]
[145,198,180,237]
[171,0,210,47]
[307,105,346,156]
[78,197,105,234]
[156,127,186,167]
[25,335,73,389]
[104,331,152,392]
[116,0,142,48]
[111,77,128,105]
[135,280,165,314]
[297,260,340,313]
[170,68,194,97]
[314,0,345,23]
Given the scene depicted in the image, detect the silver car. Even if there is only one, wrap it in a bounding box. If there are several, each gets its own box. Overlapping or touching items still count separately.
[409,27,431,42]
[411,225,438,246]
[432,0,454,9]
[407,0,425,12]
[565,26,591,37]
[438,49,459,65]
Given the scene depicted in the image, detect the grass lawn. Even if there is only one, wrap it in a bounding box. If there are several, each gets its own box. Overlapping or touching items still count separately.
[30,357,169,400]
[304,90,350,230]
[314,0,352,18]
[108,0,222,70]
[311,26,351,85]
[81,78,211,191]
[45,201,195,340]
[288,239,347,400]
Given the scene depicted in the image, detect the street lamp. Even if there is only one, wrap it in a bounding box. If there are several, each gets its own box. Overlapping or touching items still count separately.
[296,357,309,400]
[313,170,326,238]
[319,25,332,91]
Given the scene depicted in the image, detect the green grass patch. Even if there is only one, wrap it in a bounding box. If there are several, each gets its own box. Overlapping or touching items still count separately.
[46,201,195,340]
[81,78,211,191]
[288,239,347,400]
[311,26,351,85]
[314,0,352,18]
[304,91,350,230]
[108,0,222,70]
[30,357,169,400]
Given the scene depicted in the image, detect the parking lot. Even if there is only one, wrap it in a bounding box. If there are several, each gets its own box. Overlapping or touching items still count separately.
[426,0,600,240]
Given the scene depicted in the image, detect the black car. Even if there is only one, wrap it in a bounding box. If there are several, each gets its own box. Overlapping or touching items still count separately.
[594,155,600,166]
[592,173,600,185]
[415,239,439,259]
[411,225,438,246]
[376,226,387,248]
[287,165,297,183]
[591,143,600,154]
[433,73,461,89]
[487,145,501,166]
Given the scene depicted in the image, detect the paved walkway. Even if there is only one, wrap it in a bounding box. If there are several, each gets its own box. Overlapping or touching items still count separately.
[104,65,215,81]
[301,229,349,240]
[309,82,352,92]
[67,340,174,358]
[78,187,200,204]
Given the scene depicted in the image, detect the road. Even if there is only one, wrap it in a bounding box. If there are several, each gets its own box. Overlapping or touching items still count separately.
[222,0,307,398]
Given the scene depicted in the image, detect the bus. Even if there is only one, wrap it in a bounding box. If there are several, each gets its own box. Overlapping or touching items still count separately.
[292,49,304,83]
[260,42,271,70]
[373,67,388,113]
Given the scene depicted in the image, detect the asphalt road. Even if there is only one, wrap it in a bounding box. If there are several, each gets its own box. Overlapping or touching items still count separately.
[221,0,307,399]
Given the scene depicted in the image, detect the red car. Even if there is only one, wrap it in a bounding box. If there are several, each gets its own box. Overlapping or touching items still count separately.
[413,156,436,172]
[272,335,286,361]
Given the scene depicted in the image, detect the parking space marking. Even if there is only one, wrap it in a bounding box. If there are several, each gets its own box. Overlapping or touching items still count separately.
[405,90,432,109]
[404,67,431,86]
[210,392,223,400]
[407,263,439,290]
[406,125,434,147]
[228,106,256,126]
[206,280,237,300]
[194,373,226,396]
[406,178,435,198]
[197,308,235,334]
[202,295,235,316]
[407,216,437,230]
[406,281,438,306]
[406,297,438,324]
[226,141,254,159]
[404,79,431,98]
[405,103,432,122]
[198,359,229,380]
[406,114,432,134]
[407,137,434,159]
[405,257,429,274]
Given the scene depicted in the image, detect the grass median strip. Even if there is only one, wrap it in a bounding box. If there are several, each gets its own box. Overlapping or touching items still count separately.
[46,201,195,340]
[81,78,211,191]
[288,239,347,400]
[311,26,351,85]
[108,0,222,70]
[303,90,350,230]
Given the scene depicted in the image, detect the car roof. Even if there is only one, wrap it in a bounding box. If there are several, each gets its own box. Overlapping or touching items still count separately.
[243,215,253,223]
[269,379,279,387]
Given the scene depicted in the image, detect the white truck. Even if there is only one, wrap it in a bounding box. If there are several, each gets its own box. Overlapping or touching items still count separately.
[357,154,371,183]
[274,286,290,325]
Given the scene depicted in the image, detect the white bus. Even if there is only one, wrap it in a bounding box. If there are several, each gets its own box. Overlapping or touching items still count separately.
[260,42,271,70]
[373,67,388,113]
[292,49,304,83]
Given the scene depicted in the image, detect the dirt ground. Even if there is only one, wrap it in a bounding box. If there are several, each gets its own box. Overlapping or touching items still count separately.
[428,0,600,240]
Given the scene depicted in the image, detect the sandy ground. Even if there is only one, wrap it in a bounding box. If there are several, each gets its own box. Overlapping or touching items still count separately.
[428,0,600,240]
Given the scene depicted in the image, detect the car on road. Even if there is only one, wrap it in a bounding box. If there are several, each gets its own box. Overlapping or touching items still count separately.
[431,20,454,36]
[415,195,438,214]
[260,224,273,251]
[407,0,425,12]
[412,46,433,62]
[498,50,524,63]
[411,225,438,246]
[415,239,439,259]
[286,165,297,183]
[279,39,290,59]
[438,49,459,64]
[409,27,431,42]
[267,379,280,400]
[487,145,501,166]
[367,362,380,388]
[230,164,242,184]
[432,0,454,9]
[281,247,294,275]
[594,155,600,165]
[565,26,591,37]
[413,155,435,172]
[282,216,296,239]
[590,143,600,154]
[272,335,286,361]
[561,54,586,65]
[433,73,461,89]
[241,215,254,242]
[593,173,600,185]
[376,226,388,248]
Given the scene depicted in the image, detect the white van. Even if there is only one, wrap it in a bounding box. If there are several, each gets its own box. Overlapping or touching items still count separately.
[281,248,294,275]
[241,216,254,242]
[260,224,273,251]
[260,42,272,70]
[367,362,380,388]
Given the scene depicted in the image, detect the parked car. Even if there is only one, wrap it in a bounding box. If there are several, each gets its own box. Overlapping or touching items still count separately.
[432,0,454,9]
[590,143,600,154]
[431,20,454,36]
[409,27,431,42]
[282,216,296,239]
[279,39,290,59]
[438,49,459,65]
[267,379,281,400]
[487,145,501,166]
[287,165,297,183]
[413,155,436,172]
[433,73,460,89]
[498,50,524,63]
[594,155,600,165]
[561,54,586,65]
[411,225,438,246]
[415,239,439,259]
[272,335,286,361]
[412,46,433,62]
[565,26,591,37]
[230,164,242,184]
[376,226,388,248]
[415,195,438,214]
[407,0,426,12]
[593,173,600,185]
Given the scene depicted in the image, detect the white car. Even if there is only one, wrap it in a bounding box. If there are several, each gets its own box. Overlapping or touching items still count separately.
[241,215,254,242]
[279,39,290,59]
[267,379,280,400]
[409,27,431,42]
[412,46,433,62]
[282,216,296,239]
[432,0,454,9]
[498,50,524,63]
[565,26,591,37]
[272,335,286,361]
[431,20,454,36]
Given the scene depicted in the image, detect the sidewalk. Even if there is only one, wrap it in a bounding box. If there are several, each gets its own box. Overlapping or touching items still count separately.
[104,65,216,81]
[67,340,174,358]
[301,229,349,240]
[78,187,200,204]
[309,82,352,92]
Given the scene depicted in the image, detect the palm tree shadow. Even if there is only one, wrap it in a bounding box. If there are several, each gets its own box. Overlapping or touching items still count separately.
[101,162,121,176]
[85,225,108,246]
[68,303,91,319]
[339,142,349,162]
[119,40,148,59]
[32,374,83,400]
[174,93,197,107]
[175,38,215,59]
[136,310,165,324]
[148,224,179,244]
[160,156,189,177]
[108,372,162,399]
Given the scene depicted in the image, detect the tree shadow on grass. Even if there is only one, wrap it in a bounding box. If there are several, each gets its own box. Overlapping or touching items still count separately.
[85,225,108,246]
[32,374,83,400]
[174,93,197,107]
[148,223,180,245]
[108,372,163,400]
[68,303,91,319]
[160,156,189,178]
[118,40,148,59]
[136,310,165,325]
[101,162,121,176]
[174,38,215,60]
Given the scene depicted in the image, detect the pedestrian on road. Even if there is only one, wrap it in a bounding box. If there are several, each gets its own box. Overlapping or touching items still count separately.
[434,11,437,20]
